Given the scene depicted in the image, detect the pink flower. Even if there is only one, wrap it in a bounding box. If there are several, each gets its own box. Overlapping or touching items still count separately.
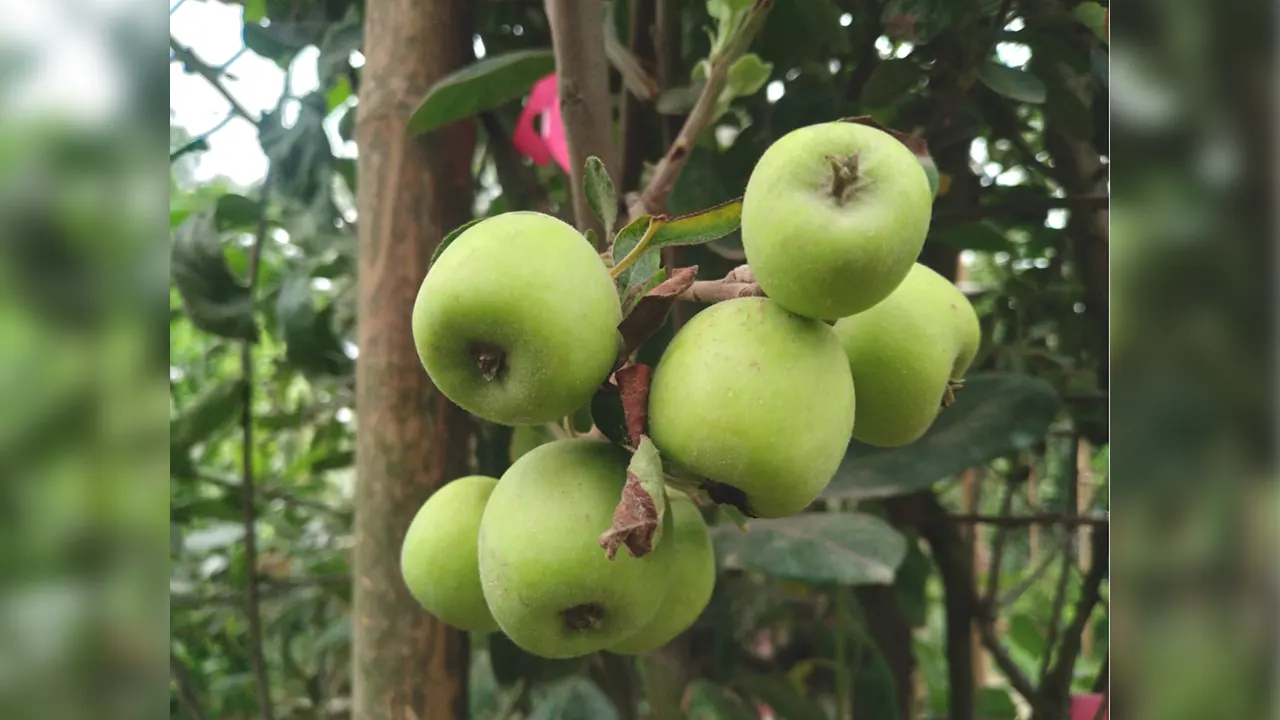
[1071,692,1107,720]
[512,73,570,175]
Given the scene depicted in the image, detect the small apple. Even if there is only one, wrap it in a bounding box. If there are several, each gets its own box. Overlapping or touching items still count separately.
[413,211,623,426]
[400,475,500,633]
[832,263,980,447]
[478,439,675,659]
[607,490,716,655]
[740,121,933,320]
[647,297,856,518]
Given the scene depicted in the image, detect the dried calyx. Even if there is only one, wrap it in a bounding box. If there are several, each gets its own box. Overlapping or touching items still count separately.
[562,602,606,632]
[470,342,506,381]
[825,152,863,205]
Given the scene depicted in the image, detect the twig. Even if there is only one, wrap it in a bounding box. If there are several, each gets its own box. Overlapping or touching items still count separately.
[169,37,257,124]
[628,0,773,218]
[191,473,350,517]
[983,474,1020,603]
[1039,436,1080,687]
[170,650,210,720]
[239,169,276,720]
[1039,525,1108,716]
[170,112,237,163]
[950,513,1108,528]
[544,0,619,242]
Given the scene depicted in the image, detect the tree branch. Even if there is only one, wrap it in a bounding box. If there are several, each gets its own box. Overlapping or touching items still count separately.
[983,474,1020,603]
[674,264,764,303]
[239,170,276,720]
[628,0,773,219]
[1039,525,1108,718]
[169,37,257,124]
[950,513,1109,528]
[170,650,210,720]
[544,0,619,242]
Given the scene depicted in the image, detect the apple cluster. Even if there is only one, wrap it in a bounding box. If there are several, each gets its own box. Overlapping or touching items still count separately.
[398,121,980,660]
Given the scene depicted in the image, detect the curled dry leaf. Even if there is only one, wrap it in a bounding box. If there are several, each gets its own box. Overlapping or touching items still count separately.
[617,265,699,356]
[598,437,667,560]
[838,115,930,159]
[615,363,653,444]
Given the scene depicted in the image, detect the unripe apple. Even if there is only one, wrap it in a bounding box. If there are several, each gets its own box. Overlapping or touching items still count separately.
[400,475,500,633]
[833,263,981,447]
[478,439,675,659]
[647,297,856,518]
[412,212,623,426]
[607,491,716,655]
[740,121,933,320]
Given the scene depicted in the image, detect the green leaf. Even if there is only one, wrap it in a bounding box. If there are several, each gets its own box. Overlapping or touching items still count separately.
[528,676,618,720]
[976,687,1018,719]
[860,58,925,107]
[182,522,246,553]
[583,156,618,238]
[317,7,363,88]
[656,84,704,115]
[276,274,354,377]
[243,0,267,23]
[1072,1,1108,42]
[650,198,743,250]
[712,512,908,585]
[408,50,556,136]
[732,672,828,720]
[894,536,930,628]
[686,681,756,720]
[931,221,1009,252]
[488,632,583,687]
[172,211,258,341]
[977,61,1047,104]
[258,92,334,206]
[822,373,1063,502]
[725,53,773,98]
[879,0,954,45]
[1044,76,1094,141]
[429,218,483,270]
[620,267,667,317]
[1008,613,1046,658]
[214,194,259,230]
[610,215,660,300]
[170,380,245,454]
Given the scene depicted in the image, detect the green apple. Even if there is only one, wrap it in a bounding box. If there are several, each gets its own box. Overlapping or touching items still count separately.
[833,263,981,447]
[400,475,500,633]
[740,121,933,320]
[647,297,855,518]
[478,439,675,659]
[607,491,716,655]
[413,211,623,426]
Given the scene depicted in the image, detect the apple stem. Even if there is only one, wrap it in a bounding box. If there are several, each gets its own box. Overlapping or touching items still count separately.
[941,377,965,407]
[825,152,862,205]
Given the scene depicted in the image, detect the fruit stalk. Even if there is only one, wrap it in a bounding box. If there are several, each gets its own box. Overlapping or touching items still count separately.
[628,0,774,218]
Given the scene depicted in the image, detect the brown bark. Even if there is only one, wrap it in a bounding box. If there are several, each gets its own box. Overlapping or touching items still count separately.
[353,0,476,717]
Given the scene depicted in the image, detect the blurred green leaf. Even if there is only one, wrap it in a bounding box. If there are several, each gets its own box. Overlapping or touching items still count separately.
[977,62,1047,104]
[1044,76,1094,141]
[894,535,930,628]
[317,7,363,88]
[860,58,924,107]
[429,218,483,270]
[170,380,245,453]
[408,50,556,135]
[686,680,756,720]
[976,686,1018,719]
[172,211,258,341]
[726,53,773,98]
[732,672,827,720]
[879,0,953,45]
[182,522,245,553]
[1009,613,1046,658]
[656,84,703,115]
[712,513,907,585]
[276,274,354,377]
[528,676,618,720]
[822,373,1063,501]
[584,156,617,239]
[932,221,1009,252]
[488,633,583,687]
[214,194,259,230]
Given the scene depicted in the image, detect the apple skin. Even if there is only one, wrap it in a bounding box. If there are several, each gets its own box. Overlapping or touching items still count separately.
[832,263,981,447]
[647,297,856,518]
[607,491,716,655]
[478,439,675,659]
[412,211,622,426]
[400,475,500,633]
[740,121,933,320]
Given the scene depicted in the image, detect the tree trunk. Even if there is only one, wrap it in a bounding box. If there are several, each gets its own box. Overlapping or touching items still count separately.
[353,0,476,717]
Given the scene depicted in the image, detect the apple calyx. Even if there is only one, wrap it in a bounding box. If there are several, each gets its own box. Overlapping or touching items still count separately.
[825,152,863,205]
[942,377,965,408]
[562,602,606,631]
[470,342,506,381]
